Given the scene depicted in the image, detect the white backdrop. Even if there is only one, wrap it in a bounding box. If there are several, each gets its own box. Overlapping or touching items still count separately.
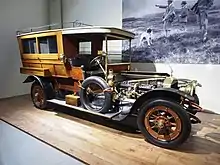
[0,0,49,99]
[49,0,219,114]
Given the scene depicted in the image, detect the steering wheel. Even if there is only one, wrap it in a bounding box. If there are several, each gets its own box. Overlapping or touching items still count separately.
[90,55,104,66]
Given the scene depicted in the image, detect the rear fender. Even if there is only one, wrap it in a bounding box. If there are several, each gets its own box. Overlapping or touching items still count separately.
[23,76,55,98]
[23,75,44,87]
[129,88,195,115]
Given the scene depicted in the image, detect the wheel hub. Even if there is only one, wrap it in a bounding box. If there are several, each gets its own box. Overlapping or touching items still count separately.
[156,115,171,127]
[34,93,40,99]
[156,119,165,128]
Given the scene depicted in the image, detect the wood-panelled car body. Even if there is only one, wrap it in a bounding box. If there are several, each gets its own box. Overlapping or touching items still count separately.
[17,23,203,149]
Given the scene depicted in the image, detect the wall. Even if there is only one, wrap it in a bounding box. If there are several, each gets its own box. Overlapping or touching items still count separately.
[0,0,49,99]
[49,0,123,60]
[49,0,219,114]
[49,0,62,25]
[0,120,84,165]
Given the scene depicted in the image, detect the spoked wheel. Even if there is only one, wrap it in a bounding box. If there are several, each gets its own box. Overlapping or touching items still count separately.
[137,98,191,149]
[145,106,182,142]
[31,82,48,109]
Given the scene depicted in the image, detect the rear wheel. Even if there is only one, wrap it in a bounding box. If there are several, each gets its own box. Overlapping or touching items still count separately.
[137,98,191,149]
[31,82,48,110]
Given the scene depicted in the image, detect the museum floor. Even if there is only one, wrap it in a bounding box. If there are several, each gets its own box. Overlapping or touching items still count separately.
[0,95,219,165]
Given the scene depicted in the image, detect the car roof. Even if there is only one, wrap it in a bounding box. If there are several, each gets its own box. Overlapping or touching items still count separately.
[62,26,135,40]
[16,26,135,40]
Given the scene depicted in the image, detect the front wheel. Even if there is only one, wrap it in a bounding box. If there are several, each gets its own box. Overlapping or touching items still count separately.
[193,93,200,105]
[137,98,191,149]
[187,93,200,115]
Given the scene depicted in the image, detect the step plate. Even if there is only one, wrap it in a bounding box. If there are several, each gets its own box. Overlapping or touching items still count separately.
[47,99,122,119]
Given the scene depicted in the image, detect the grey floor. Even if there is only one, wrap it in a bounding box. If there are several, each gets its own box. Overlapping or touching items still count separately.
[0,120,85,165]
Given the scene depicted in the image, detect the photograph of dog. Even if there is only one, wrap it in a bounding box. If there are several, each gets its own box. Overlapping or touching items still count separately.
[138,28,153,47]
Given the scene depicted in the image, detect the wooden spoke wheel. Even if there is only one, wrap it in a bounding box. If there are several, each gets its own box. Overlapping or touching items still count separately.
[31,82,48,109]
[137,98,191,149]
[144,106,182,142]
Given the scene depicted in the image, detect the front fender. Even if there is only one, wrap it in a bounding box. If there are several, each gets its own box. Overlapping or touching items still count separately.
[150,88,195,101]
[129,88,195,115]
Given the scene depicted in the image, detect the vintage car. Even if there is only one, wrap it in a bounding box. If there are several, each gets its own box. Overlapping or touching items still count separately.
[16,22,203,149]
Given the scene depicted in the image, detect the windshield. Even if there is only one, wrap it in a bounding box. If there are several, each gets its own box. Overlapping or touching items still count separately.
[62,34,132,65]
[105,39,132,64]
[76,39,132,64]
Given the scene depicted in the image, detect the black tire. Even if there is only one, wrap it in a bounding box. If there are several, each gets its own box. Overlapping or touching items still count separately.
[79,76,112,113]
[31,81,53,110]
[193,93,200,105]
[137,98,191,149]
[187,93,200,115]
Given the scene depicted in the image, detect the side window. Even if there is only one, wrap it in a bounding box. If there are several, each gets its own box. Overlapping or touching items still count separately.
[22,38,37,54]
[79,42,91,54]
[38,36,58,54]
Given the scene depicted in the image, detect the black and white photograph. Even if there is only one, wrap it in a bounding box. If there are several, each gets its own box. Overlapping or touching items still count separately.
[122,0,220,64]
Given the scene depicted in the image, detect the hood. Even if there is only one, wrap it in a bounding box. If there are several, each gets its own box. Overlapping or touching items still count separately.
[177,78,202,87]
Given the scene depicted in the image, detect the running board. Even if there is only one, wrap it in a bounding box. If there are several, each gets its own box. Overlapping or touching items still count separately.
[47,99,123,120]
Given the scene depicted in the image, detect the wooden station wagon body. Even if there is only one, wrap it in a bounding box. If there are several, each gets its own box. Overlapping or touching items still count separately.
[17,26,134,93]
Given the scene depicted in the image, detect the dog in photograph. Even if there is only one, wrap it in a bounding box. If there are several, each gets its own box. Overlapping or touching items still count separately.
[139,28,153,47]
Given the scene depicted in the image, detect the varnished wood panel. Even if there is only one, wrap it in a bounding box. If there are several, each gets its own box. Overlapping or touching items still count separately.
[20,67,51,77]
[22,60,83,79]
[58,82,80,92]
[17,38,23,59]
[42,64,56,75]
[57,31,64,55]
[0,95,219,165]
[70,67,84,80]
[58,84,75,91]
[22,54,59,60]
[54,65,71,78]
[23,63,43,68]
[22,63,54,75]
[18,30,73,79]
[22,63,70,78]
[22,59,63,65]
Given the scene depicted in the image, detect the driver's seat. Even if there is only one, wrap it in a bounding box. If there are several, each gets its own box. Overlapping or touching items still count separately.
[69,54,104,78]
[70,54,97,71]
